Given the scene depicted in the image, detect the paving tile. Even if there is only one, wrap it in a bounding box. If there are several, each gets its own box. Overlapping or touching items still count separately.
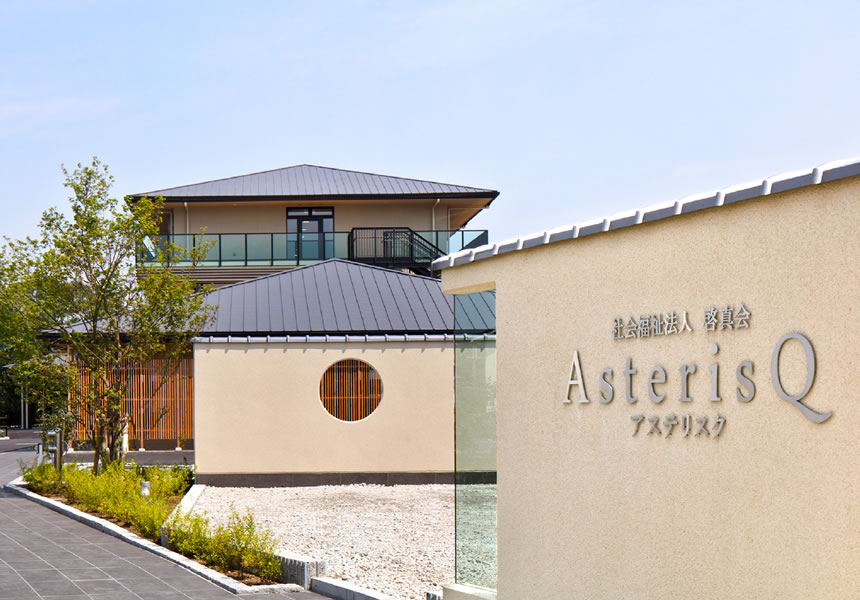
[185,590,237,599]
[17,568,67,581]
[135,592,191,600]
[101,564,151,579]
[4,559,52,569]
[119,577,176,593]
[75,578,132,594]
[62,567,110,581]
[43,558,96,569]
[86,557,133,568]
[27,578,86,596]
[158,574,221,591]
[87,593,143,600]
[0,589,40,599]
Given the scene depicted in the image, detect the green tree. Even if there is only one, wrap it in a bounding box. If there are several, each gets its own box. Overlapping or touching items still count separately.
[0,158,213,471]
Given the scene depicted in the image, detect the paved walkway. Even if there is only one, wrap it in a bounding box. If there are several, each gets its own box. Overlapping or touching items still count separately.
[0,430,40,454]
[0,451,324,600]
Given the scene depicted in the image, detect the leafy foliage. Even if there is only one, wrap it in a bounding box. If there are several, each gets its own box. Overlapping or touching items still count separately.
[22,460,190,542]
[0,158,214,470]
[167,511,212,560]
[167,507,281,582]
[21,461,62,495]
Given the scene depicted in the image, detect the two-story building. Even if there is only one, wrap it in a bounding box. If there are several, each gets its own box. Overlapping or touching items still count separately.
[134,163,497,286]
[69,165,498,485]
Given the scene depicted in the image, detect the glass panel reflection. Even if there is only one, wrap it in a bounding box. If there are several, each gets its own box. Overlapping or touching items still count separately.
[454,291,497,591]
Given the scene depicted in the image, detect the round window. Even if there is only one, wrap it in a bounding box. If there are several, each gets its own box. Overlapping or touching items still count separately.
[319,359,383,422]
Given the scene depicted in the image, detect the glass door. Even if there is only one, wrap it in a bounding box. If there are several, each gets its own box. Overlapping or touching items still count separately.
[299,218,322,260]
[287,208,333,263]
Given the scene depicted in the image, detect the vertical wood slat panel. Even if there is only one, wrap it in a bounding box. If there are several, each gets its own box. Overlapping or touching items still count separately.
[319,359,382,422]
[70,355,193,447]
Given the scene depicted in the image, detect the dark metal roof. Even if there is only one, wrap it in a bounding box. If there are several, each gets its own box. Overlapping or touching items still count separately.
[202,259,494,335]
[133,164,498,201]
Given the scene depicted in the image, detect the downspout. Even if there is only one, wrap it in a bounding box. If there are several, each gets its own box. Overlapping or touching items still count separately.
[184,202,189,235]
[431,198,440,231]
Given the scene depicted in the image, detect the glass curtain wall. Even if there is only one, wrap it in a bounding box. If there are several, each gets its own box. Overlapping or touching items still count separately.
[454,291,497,590]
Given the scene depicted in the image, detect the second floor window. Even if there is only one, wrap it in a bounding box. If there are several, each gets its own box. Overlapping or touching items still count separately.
[287,208,333,261]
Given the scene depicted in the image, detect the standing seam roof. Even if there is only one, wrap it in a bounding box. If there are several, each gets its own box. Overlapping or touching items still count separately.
[200,259,494,335]
[133,164,498,199]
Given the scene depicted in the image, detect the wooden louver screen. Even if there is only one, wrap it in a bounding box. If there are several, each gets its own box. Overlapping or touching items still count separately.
[319,359,383,422]
[71,356,194,447]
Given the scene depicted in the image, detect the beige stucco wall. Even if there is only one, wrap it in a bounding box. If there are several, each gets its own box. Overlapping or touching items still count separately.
[164,204,289,235]
[163,200,471,235]
[442,178,860,599]
[194,341,454,474]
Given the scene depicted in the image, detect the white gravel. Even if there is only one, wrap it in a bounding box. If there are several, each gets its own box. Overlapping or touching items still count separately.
[193,484,456,599]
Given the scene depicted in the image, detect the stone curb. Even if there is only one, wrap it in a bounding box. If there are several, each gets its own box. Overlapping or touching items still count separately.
[4,477,303,595]
[311,575,397,600]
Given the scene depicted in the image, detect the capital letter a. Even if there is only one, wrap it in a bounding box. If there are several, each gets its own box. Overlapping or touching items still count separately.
[564,351,589,404]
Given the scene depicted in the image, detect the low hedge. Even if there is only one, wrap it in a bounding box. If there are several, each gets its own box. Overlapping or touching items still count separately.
[23,461,189,540]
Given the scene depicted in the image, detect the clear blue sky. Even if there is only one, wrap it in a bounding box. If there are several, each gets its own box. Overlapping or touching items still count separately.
[2,1,859,243]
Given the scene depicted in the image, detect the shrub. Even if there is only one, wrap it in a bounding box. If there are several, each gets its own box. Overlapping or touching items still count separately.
[145,465,191,499]
[133,498,172,541]
[21,462,61,495]
[167,511,211,560]
[22,460,190,543]
[169,507,281,582]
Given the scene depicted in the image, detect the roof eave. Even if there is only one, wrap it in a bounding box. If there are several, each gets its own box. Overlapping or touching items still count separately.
[129,191,499,203]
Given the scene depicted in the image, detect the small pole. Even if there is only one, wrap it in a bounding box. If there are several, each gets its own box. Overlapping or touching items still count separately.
[55,429,64,472]
[121,415,129,455]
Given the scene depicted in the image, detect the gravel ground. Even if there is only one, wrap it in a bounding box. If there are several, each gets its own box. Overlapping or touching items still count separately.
[455,484,496,589]
[193,484,458,600]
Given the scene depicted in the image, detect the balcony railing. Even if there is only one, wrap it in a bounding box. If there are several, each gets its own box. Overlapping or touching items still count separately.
[138,229,488,269]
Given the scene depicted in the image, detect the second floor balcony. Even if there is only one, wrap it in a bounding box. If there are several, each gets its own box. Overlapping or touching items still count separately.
[139,228,488,276]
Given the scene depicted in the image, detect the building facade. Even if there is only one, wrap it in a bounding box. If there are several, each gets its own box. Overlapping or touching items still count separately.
[192,259,494,485]
[437,158,860,599]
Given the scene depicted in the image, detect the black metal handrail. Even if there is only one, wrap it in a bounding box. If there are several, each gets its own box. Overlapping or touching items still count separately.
[348,227,447,267]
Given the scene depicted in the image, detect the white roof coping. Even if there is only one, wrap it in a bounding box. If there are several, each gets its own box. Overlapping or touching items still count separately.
[190,334,496,344]
[432,155,860,271]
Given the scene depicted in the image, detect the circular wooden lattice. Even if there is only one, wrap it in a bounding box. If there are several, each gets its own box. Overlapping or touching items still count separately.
[319,359,383,422]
